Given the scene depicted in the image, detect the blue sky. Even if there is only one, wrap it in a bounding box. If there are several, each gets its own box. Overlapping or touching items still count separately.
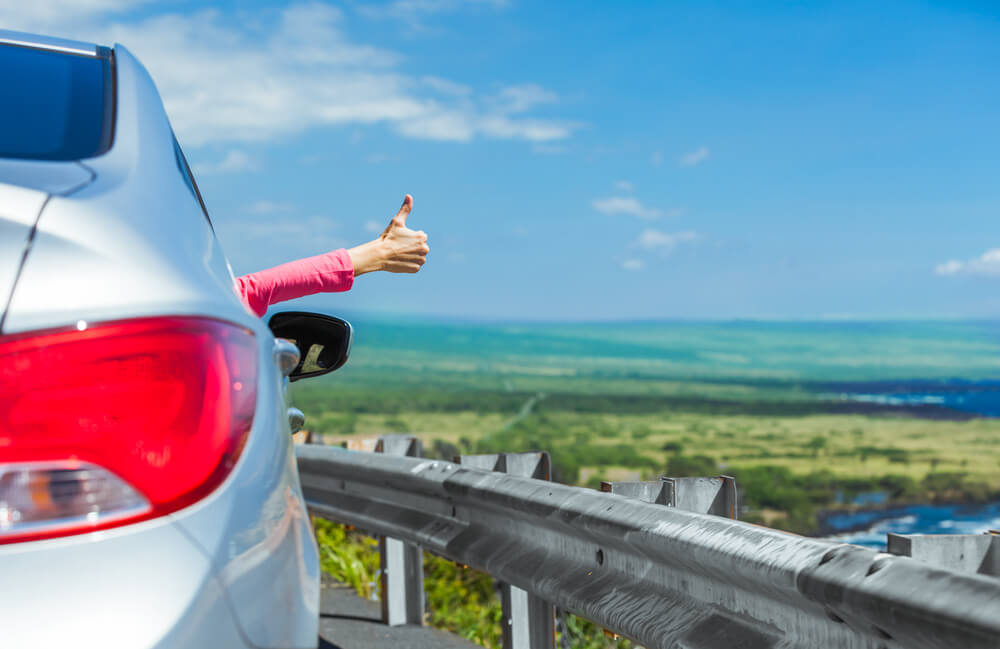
[8,1,1000,320]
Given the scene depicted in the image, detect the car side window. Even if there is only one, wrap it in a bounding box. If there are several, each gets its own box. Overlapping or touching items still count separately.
[172,136,213,230]
[0,42,114,161]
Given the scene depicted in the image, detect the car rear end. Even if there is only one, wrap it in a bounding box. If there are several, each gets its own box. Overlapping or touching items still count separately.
[0,31,319,648]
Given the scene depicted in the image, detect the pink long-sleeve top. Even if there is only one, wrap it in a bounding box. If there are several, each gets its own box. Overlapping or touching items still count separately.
[235,249,354,317]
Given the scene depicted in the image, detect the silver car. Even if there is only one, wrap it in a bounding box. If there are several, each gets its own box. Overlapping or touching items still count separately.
[0,30,347,648]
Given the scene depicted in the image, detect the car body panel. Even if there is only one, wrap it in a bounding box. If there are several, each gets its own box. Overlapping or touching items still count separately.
[0,159,94,195]
[0,515,250,649]
[0,183,45,321]
[0,42,320,648]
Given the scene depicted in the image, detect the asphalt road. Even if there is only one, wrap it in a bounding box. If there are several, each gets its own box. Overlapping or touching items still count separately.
[318,579,482,649]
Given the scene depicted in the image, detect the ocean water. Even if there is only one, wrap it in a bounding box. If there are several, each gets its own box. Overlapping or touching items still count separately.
[824,502,1000,550]
[832,381,1000,417]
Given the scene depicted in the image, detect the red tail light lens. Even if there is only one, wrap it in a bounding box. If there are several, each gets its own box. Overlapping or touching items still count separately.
[0,317,257,544]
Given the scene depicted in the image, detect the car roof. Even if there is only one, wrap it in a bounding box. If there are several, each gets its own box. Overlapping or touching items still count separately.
[0,29,104,57]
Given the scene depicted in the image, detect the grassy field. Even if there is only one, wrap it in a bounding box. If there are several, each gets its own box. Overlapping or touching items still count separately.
[293,315,1000,533]
[311,410,1000,485]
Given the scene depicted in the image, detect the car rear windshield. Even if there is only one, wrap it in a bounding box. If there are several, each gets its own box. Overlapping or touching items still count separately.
[0,43,114,161]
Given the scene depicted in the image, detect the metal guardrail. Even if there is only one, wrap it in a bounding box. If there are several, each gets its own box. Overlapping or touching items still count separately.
[297,440,1000,649]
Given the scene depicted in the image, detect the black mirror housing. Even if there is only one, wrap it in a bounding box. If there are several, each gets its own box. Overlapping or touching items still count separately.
[267,311,353,382]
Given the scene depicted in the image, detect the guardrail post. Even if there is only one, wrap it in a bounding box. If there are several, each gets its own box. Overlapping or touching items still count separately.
[887,532,1000,577]
[458,452,556,649]
[601,475,738,519]
[662,475,738,518]
[376,435,425,626]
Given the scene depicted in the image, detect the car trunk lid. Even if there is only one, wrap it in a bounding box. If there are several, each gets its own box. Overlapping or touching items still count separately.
[0,159,94,195]
[0,182,47,332]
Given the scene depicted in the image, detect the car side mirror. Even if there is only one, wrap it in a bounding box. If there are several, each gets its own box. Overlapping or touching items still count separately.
[267,311,353,382]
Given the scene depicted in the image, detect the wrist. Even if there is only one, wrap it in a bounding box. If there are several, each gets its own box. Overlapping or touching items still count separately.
[348,239,387,276]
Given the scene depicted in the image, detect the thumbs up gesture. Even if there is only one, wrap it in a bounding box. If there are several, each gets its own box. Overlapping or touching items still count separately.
[348,195,430,276]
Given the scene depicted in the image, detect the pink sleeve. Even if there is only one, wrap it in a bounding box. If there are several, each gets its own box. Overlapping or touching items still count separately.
[234,249,355,317]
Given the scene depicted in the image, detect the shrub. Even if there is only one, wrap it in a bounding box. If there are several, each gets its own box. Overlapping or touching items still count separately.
[666,454,717,477]
[857,446,910,464]
[384,417,410,432]
[313,518,379,598]
[592,422,619,438]
[552,455,581,484]
[805,435,827,457]
[429,438,461,461]
[315,413,357,435]
[878,474,919,500]
[631,426,652,440]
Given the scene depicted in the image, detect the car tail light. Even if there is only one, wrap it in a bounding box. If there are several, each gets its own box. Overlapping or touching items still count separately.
[0,317,257,544]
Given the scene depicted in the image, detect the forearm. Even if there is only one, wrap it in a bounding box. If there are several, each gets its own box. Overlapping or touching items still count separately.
[235,248,354,316]
[347,239,388,276]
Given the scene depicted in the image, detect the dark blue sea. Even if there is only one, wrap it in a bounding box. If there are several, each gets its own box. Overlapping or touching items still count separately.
[823,502,1000,549]
[829,380,1000,417]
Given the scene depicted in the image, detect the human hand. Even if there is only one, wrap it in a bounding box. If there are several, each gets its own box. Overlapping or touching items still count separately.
[378,194,429,273]
[348,195,430,276]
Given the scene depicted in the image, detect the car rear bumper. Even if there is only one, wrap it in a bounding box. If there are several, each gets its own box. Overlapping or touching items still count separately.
[0,516,251,649]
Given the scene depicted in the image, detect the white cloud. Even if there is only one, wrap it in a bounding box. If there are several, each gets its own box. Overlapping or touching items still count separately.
[622,258,644,271]
[242,215,341,241]
[247,200,295,214]
[477,114,575,141]
[636,229,696,253]
[935,260,963,276]
[497,84,557,113]
[614,180,634,192]
[0,0,146,30]
[194,150,257,175]
[364,220,383,233]
[679,146,710,167]
[935,248,1000,276]
[592,196,663,220]
[650,151,663,167]
[421,76,472,97]
[7,2,576,148]
[358,0,507,21]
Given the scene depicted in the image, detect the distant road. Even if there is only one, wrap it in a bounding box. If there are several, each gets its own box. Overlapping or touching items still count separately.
[501,392,546,432]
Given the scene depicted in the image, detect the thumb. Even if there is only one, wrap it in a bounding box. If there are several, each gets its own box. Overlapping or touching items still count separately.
[392,194,413,226]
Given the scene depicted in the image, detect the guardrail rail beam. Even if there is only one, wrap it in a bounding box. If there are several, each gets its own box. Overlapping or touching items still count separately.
[299,444,1000,649]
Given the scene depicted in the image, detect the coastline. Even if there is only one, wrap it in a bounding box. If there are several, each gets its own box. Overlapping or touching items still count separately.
[812,499,1000,538]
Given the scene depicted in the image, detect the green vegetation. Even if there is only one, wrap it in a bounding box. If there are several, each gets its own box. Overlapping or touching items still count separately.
[300,316,1000,647]
[314,518,633,649]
